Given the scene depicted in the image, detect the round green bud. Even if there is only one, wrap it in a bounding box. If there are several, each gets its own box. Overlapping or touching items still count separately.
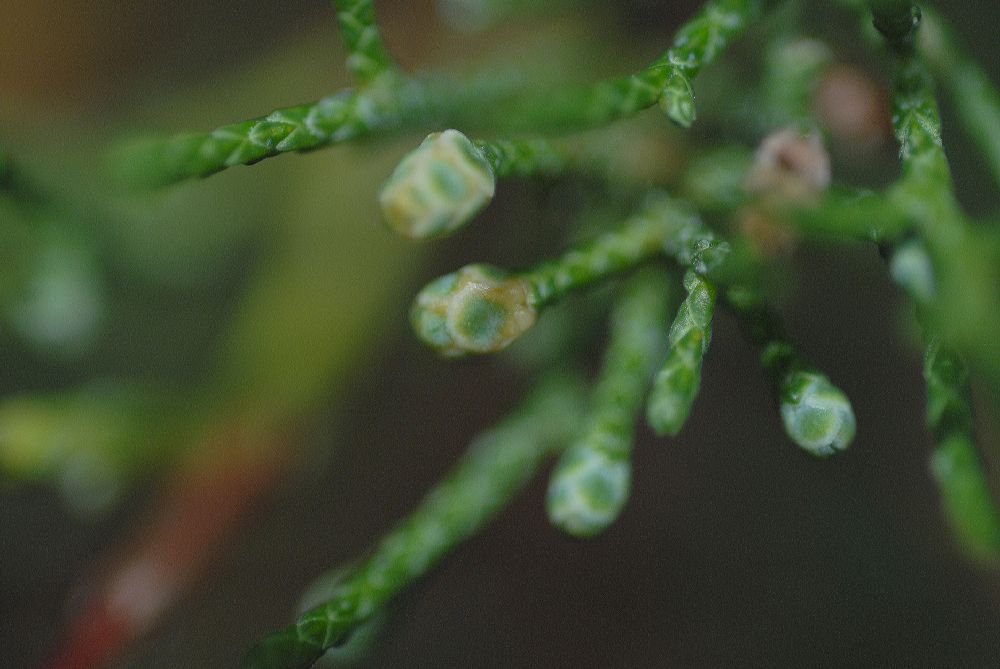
[411,264,537,357]
[779,370,856,457]
[379,129,496,240]
[547,441,631,538]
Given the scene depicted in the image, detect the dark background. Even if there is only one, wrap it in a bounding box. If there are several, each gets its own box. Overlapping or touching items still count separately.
[3,1,1000,667]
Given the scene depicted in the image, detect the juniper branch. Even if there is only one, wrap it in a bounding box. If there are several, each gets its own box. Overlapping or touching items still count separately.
[873,13,1000,561]
[242,374,586,669]
[119,0,759,188]
[547,269,671,537]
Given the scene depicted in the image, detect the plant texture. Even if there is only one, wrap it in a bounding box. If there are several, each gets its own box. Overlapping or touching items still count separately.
[4,0,1000,667]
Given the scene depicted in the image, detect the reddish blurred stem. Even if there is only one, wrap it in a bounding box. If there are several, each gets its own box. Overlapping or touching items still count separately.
[40,421,291,669]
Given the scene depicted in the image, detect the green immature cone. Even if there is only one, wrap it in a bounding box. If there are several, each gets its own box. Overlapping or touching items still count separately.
[379,129,496,240]
[411,264,536,357]
[766,342,856,458]
[547,271,670,537]
[777,369,856,457]
[647,271,715,437]
[729,288,856,457]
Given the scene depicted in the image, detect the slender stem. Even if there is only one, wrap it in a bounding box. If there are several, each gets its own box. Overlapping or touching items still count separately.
[790,189,911,243]
[242,374,586,669]
[547,269,671,537]
[114,83,429,188]
[332,0,397,85]
[530,192,733,308]
[647,270,716,437]
[653,0,763,127]
[680,149,912,242]
[924,340,1000,563]
[918,7,1000,189]
[472,137,576,180]
[525,202,679,307]
[498,0,762,130]
[525,192,736,308]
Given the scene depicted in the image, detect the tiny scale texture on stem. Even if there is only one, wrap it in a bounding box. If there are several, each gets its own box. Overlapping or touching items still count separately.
[20,0,1000,667]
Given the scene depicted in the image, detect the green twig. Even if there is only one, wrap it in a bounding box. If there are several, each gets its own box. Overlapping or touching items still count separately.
[500,0,762,130]
[525,195,706,306]
[332,0,397,85]
[242,374,586,669]
[878,28,1000,561]
[647,270,716,437]
[472,137,574,180]
[680,148,912,242]
[881,38,1000,389]
[918,7,1000,189]
[547,269,671,537]
[925,341,1000,564]
[790,189,912,243]
[114,83,429,188]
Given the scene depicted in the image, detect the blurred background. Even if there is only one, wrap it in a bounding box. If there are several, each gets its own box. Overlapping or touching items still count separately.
[2,1,1000,667]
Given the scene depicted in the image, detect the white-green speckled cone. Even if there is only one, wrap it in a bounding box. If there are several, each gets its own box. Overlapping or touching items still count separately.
[379,129,496,240]
[779,370,856,457]
[411,264,537,357]
[547,441,631,538]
